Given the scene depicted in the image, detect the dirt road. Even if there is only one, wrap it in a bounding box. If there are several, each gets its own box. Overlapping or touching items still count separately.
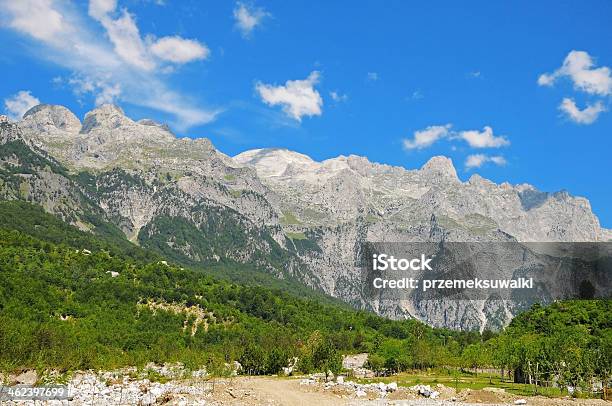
[244,376,349,405]
[204,376,611,406]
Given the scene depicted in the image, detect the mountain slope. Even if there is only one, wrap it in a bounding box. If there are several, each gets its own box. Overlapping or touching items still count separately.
[4,104,611,330]
[1,217,605,392]
[2,113,320,287]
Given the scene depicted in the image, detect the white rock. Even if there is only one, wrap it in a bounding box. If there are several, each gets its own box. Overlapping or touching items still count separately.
[150,386,164,397]
[14,370,37,385]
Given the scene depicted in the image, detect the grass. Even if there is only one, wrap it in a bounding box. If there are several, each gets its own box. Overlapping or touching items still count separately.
[229,190,242,198]
[143,369,172,384]
[365,214,379,224]
[301,208,327,221]
[280,211,301,225]
[286,232,307,240]
[355,370,570,398]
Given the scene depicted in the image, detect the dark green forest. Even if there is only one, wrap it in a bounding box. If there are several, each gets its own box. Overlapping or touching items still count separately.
[0,201,609,392]
[0,202,479,374]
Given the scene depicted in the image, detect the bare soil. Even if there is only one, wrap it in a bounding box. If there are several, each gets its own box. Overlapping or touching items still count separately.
[197,376,611,406]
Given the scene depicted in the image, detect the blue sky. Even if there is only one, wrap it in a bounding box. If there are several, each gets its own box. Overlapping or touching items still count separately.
[1,1,611,226]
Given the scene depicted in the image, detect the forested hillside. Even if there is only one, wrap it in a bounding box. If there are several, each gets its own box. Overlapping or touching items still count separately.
[0,201,341,306]
[0,200,609,394]
[0,202,479,374]
[488,301,611,388]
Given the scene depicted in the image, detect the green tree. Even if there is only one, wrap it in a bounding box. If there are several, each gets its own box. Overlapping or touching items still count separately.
[312,339,342,380]
[239,344,266,375]
[366,354,385,376]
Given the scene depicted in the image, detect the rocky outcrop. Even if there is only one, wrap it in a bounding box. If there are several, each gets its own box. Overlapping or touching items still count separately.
[22,104,82,134]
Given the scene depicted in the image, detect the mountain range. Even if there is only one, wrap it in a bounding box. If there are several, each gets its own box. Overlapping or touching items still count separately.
[1,104,610,331]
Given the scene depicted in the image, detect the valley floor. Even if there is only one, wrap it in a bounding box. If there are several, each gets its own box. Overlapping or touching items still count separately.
[3,375,610,405]
[208,377,609,406]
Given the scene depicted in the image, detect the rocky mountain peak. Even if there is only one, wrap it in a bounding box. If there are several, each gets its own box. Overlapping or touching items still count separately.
[81,104,132,133]
[21,104,82,134]
[468,173,495,187]
[234,148,319,178]
[420,156,458,180]
[345,155,375,176]
[138,119,173,133]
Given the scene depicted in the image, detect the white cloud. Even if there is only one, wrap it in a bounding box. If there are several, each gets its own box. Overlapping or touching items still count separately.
[4,90,40,120]
[538,50,612,96]
[233,2,269,37]
[69,75,122,106]
[95,82,121,105]
[88,1,209,68]
[459,126,510,148]
[3,0,66,41]
[367,72,379,81]
[465,154,506,169]
[559,98,606,125]
[150,36,209,63]
[465,154,486,168]
[330,91,348,103]
[88,0,116,20]
[140,88,221,131]
[403,124,510,151]
[96,9,154,71]
[537,73,555,87]
[402,124,451,150]
[256,71,323,121]
[0,0,216,130]
[411,90,424,100]
[489,156,507,166]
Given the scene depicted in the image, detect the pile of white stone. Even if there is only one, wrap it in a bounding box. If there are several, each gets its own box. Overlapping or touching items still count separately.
[409,384,440,399]
[3,364,212,405]
[345,380,398,398]
[307,375,399,398]
[299,378,318,385]
[67,373,210,405]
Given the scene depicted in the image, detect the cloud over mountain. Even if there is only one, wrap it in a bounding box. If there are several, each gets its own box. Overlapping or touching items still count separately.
[233,2,269,38]
[402,125,451,150]
[465,154,506,169]
[3,90,40,121]
[539,50,612,96]
[459,126,510,148]
[0,0,216,130]
[559,98,606,125]
[539,50,611,124]
[256,71,323,121]
[402,125,510,151]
